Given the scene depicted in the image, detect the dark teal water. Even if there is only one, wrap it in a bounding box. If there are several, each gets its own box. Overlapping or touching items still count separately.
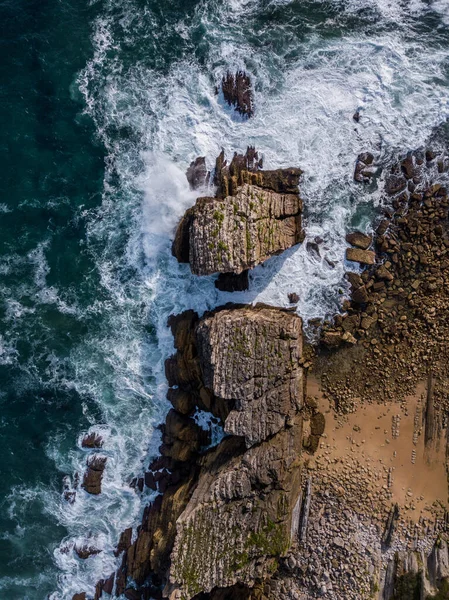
[0,0,104,597]
[1,0,449,598]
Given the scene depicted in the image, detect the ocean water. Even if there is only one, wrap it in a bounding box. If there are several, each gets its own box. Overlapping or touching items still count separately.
[1,0,449,598]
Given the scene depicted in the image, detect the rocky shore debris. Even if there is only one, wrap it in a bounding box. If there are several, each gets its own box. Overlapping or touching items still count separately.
[322,148,449,366]
[172,147,304,287]
[186,156,209,190]
[221,70,254,118]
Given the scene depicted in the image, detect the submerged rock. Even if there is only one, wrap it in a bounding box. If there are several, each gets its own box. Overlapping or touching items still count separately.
[345,231,372,250]
[81,432,103,449]
[75,544,102,559]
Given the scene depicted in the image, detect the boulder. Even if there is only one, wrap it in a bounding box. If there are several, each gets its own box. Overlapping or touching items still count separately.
[354,152,376,183]
[160,409,210,463]
[186,157,208,190]
[346,248,376,265]
[72,595,86,600]
[221,70,254,118]
[75,545,101,559]
[351,285,369,304]
[115,527,132,557]
[94,573,115,600]
[82,455,107,495]
[288,292,300,304]
[345,231,372,250]
[81,432,103,449]
[173,149,304,276]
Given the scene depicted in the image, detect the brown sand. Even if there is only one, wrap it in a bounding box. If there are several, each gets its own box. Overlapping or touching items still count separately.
[308,377,448,521]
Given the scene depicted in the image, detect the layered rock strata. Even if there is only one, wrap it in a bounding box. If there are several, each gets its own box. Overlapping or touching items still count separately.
[173,148,304,282]
[85,305,304,600]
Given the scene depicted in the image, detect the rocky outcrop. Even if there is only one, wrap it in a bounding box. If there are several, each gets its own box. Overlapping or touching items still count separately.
[221,71,254,118]
[91,305,304,600]
[354,152,377,183]
[166,422,301,599]
[322,148,449,365]
[195,307,303,446]
[173,148,304,281]
[186,157,209,190]
[82,455,106,495]
[164,305,303,599]
[81,432,103,448]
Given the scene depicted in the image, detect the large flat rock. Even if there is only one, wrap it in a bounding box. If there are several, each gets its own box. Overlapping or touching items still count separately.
[173,148,304,278]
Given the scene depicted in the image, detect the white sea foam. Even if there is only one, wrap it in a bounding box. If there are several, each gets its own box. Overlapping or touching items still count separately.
[44,0,449,597]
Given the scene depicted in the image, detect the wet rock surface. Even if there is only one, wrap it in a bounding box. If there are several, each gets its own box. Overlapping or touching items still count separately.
[82,455,107,495]
[221,70,254,118]
[354,151,377,183]
[186,157,209,190]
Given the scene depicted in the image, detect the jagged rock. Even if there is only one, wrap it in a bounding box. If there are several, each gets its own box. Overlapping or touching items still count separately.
[346,248,376,265]
[93,306,304,600]
[166,388,196,415]
[94,573,115,600]
[124,473,199,587]
[346,231,372,250]
[165,419,302,599]
[72,594,86,600]
[115,528,132,557]
[221,70,254,118]
[186,157,208,190]
[354,152,376,183]
[173,149,304,276]
[81,432,103,448]
[82,455,106,495]
[196,306,304,447]
[75,544,102,559]
[288,292,299,304]
[213,148,300,199]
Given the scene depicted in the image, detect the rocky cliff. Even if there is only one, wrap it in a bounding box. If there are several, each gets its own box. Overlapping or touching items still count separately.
[173,148,304,279]
[85,305,304,600]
